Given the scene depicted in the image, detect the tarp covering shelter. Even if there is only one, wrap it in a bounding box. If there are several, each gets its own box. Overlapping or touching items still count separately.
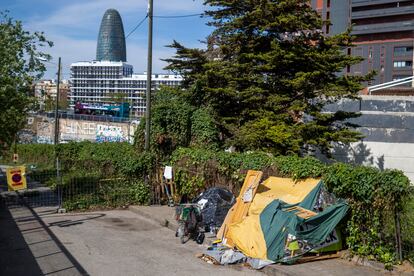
[218,171,348,263]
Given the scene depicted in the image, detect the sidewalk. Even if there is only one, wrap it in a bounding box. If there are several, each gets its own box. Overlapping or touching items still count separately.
[129,205,401,276]
[0,202,87,276]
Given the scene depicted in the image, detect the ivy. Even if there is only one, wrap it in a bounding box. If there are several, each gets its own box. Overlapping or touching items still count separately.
[172,147,413,266]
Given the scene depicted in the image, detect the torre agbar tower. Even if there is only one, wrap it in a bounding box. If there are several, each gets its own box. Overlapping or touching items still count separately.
[70,9,182,117]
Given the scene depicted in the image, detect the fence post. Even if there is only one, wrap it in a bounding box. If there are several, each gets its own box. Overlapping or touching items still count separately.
[56,158,65,213]
[395,208,403,261]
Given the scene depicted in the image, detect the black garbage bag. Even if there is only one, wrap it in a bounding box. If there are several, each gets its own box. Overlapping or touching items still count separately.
[194,187,235,232]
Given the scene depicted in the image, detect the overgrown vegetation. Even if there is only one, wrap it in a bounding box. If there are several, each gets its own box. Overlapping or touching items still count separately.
[0,11,52,154]
[163,0,371,155]
[135,87,219,160]
[61,178,150,211]
[171,147,413,267]
[5,142,154,209]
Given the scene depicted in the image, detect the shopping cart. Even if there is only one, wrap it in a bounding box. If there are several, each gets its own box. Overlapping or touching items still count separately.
[175,203,205,244]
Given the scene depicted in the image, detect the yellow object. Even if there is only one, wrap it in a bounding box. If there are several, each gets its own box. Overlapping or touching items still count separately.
[6,166,27,191]
[257,177,320,205]
[217,170,263,245]
[288,240,300,251]
[225,177,320,259]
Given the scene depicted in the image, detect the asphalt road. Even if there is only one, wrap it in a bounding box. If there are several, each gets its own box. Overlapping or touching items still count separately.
[38,208,260,276]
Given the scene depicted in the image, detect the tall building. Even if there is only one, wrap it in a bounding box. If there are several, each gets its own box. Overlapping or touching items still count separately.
[96,9,127,62]
[70,9,182,117]
[312,0,414,85]
[70,61,182,116]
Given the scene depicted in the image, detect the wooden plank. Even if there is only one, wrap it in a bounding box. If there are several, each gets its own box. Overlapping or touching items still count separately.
[217,170,263,246]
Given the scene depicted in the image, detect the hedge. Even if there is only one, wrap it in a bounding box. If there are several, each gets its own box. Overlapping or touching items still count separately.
[171,147,413,267]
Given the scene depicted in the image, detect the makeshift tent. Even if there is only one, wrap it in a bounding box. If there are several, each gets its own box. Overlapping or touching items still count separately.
[218,174,348,263]
[217,170,263,246]
[194,187,235,231]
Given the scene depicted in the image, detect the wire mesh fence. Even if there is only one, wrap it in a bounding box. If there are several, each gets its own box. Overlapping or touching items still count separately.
[60,176,149,211]
[0,167,60,208]
[0,167,151,212]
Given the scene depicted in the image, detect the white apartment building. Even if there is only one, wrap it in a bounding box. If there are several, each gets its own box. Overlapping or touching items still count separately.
[70,61,182,117]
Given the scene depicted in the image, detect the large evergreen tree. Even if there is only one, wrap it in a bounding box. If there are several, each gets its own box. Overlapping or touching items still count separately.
[164,0,370,155]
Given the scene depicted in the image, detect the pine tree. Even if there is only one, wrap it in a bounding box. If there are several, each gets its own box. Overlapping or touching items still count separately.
[165,0,370,155]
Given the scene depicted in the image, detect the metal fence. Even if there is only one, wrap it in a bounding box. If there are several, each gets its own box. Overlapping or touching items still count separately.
[0,168,60,208]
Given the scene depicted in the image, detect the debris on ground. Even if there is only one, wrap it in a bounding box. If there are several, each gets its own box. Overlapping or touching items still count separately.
[195,170,350,269]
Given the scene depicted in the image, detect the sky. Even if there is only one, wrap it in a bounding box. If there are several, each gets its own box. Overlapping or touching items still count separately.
[1,0,213,79]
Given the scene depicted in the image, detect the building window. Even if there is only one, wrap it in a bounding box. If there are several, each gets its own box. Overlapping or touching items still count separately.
[394,46,413,56]
[393,61,413,68]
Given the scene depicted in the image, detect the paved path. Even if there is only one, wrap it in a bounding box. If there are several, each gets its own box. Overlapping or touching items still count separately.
[130,205,399,276]
[0,203,86,275]
[40,208,258,276]
[0,203,401,276]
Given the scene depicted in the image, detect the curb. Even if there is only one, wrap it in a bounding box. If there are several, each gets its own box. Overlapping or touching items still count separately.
[128,205,178,232]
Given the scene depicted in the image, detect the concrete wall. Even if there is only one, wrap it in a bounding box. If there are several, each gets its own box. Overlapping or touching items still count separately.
[19,115,137,144]
[324,95,414,182]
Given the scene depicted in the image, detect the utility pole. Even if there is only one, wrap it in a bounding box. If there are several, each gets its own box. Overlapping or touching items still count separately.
[54,57,61,146]
[145,0,153,151]
[55,57,62,211]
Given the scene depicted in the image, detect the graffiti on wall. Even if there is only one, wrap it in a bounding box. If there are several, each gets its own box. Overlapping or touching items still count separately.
[58,119,130,143]
[37,135,53,144]
[37,121,53,137]
[18,130,36,144]
[96,124,126,142]
[21,116,136,144]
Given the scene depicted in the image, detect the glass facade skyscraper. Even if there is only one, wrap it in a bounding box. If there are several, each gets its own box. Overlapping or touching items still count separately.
[96,9,127,62]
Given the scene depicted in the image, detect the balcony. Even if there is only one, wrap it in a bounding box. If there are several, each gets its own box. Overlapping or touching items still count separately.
[352,20,414,34]
[352,5,414,19]
[352,0,411,7]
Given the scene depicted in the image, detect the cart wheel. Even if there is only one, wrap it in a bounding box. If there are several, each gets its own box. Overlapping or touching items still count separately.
[196,232,205,244]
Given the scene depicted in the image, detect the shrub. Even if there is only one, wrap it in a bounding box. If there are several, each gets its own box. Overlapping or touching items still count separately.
[171,147,413,265]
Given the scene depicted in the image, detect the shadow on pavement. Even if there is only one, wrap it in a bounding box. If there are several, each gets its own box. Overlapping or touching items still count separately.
[0,202,44,276]
[0,199,90,275]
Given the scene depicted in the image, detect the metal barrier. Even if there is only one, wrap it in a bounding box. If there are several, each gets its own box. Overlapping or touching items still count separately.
[0,164,150,212]
[0,168,61,208]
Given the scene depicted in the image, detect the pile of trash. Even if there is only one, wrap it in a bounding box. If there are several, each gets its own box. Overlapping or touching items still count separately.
[194,187,235,233]
[198,170,349,269]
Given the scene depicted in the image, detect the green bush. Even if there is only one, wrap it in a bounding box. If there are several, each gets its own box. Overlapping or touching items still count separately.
[171,147,413,265]
[5,142,154,211]
[62,178,150,211]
